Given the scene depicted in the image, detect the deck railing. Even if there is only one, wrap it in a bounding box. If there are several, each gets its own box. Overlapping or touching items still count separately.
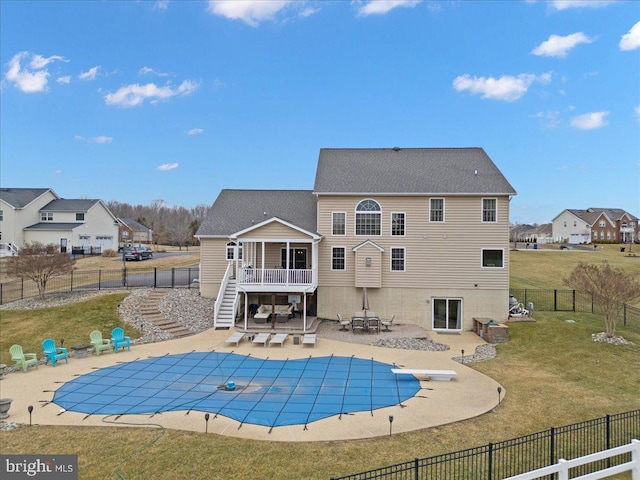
[237,268,312,286]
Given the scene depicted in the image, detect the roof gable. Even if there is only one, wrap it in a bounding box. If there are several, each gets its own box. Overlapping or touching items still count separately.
[0,188,56,209]
[313,148,516,196]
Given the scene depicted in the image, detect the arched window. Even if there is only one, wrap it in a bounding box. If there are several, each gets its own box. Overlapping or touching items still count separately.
[355,199,381,236]
[226,241,243,260]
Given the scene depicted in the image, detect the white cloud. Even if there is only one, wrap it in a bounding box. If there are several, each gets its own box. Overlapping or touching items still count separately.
[57,76,71,84]
[154,0,169,10]
[104,80,199,107]
[356,0,421,16]
[300,6,319,17]
[550,1,617,10]
[570,111,609,129]
[89,135,113,144]
[635,105,640,120]
[207,0,294,26]
[532,32,594,58]
[186,128,204,135]
[452,72,552,102]
[620,21,640,51]
[139,66,170,77]
[79,66,100,81]
[5,51,67,93]
[157,162,179,171]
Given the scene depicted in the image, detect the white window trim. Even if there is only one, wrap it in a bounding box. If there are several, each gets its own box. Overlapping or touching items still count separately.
[390,247,406,272]
[331,211,346,236]
[390,212,406,237]
[429,198,445,223]
[481,248,505,269]
[482,198,498,223]
[432,297,463,331]
[331,246,346,271]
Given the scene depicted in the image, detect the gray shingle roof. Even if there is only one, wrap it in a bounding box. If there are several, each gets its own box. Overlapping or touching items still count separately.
[119,218,152,232]
[24,223,83,231]
[42,199,100,211]
[313,148,517,195]
[0,188,52,208]
[196,190,317,237]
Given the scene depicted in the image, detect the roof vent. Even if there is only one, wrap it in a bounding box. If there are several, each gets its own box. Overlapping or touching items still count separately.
[474,169,478,176]
[392,146,401,152]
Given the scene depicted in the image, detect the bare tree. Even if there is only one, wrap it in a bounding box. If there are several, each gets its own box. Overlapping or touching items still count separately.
[8,242,76,299]
[564,261,640,337]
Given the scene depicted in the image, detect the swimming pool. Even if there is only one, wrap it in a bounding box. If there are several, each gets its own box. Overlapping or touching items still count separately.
[53,352,421,429]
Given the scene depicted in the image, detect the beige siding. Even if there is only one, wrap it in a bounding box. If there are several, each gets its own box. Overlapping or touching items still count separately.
[317,195,510,290]
[198,238,228,298]
[240,222,309,240]
[354,244,382,288]
[1,190,58,246]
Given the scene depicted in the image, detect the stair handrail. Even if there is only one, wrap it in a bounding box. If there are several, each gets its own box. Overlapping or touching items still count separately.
[214,262,233,326]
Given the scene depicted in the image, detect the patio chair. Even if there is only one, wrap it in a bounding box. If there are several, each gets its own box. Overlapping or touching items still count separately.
[367,317,380,333]
[10,344,38,372]
[338,314,351,331]
[224,331,246,347]
[351,317,365,333]
[42,338,68,367]
[381,315,395,332]
[90,330,112,355]
[111,327,131,352]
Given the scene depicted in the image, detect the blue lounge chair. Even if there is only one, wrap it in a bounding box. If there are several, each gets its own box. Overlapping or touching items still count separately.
[42,338,68,366]
[111,327,131,352]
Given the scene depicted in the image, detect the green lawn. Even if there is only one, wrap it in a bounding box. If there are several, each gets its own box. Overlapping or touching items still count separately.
[1,247,638,480]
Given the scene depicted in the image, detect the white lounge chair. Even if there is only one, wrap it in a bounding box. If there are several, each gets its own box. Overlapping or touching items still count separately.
[391,368,457,381]
[381,315,395,332]
[269,333,289,347]
[224,331,245,347]
[252,332,271,347]
[302,334,317,348]
[338,314,350,331]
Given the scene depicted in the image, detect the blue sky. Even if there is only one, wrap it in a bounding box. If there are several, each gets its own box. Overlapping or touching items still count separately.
[1,0,638,225]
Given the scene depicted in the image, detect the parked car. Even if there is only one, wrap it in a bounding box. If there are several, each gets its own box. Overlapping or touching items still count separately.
[123,245,153,261]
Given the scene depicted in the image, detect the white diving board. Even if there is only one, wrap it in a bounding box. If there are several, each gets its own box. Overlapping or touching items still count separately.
[391,368,457,381]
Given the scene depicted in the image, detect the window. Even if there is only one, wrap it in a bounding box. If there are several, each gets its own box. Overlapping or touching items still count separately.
[599,220,605,227]
[226,242,242,260]
[332,212,346,236]
[355,199,381,236]
[430,198,444,222]
[573,221,577,227]
[563,221,567,227]
[76,213,85,221]
[41,212,53,221]
[0,210,3,221]
[600,231,604,240]
[391,248,405,271]
[332,247,345,270]
[482,249,504,268]
[482,199,497,223]
[391,212,405,236]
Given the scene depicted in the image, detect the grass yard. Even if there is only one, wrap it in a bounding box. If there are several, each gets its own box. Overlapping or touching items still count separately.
[0,244,639,479]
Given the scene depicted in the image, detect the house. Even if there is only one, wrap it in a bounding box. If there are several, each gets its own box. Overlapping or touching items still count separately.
[0,188,119,255]
[117,218,154,246]
[195,147,517,332]
[510,223,552,244]
[551,208,638,244]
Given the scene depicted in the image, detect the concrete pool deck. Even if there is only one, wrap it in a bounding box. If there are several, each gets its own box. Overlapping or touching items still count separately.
[1,328,503,442]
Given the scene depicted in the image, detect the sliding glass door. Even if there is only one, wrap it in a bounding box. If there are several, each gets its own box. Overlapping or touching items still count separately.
[432,298,462,330]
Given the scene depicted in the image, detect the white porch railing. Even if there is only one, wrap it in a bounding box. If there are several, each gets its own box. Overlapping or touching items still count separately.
[214,262,233,322]
[237,268,312,286]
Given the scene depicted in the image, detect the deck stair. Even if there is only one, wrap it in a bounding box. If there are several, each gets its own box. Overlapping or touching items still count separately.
[139,290,193,338]
[215,279,237,328]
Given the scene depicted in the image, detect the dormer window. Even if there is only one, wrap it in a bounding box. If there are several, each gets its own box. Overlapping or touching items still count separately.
[355,199,381,236]
[41,212,53,221]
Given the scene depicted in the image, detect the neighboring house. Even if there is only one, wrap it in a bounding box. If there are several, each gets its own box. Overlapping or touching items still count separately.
[0,188,119,254]
[196,147,517,332]
[552,208,638,244]
[117,218,153,245]
[510,223,552,244]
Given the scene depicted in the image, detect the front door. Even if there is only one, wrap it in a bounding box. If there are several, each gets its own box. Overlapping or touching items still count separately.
[432,298,462,330]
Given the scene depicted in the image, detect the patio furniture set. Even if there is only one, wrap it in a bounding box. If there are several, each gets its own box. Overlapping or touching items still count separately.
[9,328,132,373]
[252,304,295,324]
[338,314,395,333]
[224,331,317,348]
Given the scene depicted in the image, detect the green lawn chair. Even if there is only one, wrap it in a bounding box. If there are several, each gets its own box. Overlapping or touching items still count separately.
[42,338,68,366]
[10,344,39,372]
[111,327,131,352]
[90,330,112,355]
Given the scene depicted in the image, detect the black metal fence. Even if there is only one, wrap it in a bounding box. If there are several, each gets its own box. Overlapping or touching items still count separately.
[330,410,640,480]
[0,266,200,305]
[510,288,640,331]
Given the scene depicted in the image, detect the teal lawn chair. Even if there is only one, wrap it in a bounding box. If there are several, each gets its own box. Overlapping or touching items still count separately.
[10,345,39,372]
[42,338,68,366]
[111,327,131,352]
[89,330,112,355]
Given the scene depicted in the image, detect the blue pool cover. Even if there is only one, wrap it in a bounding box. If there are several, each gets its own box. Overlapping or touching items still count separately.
[53,352,421,428]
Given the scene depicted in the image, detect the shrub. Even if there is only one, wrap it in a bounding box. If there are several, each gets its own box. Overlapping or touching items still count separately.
[102,249,117,257]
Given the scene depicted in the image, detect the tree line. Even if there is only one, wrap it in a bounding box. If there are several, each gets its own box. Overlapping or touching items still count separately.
[106,199,213,247]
